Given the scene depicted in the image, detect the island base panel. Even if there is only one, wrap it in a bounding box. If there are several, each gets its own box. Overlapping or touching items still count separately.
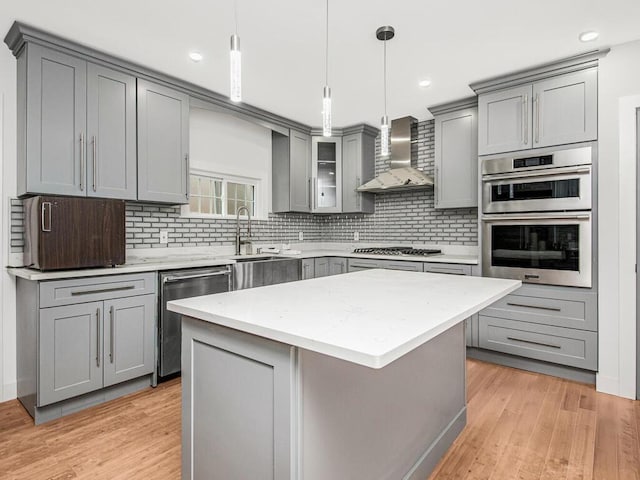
[182,316,466,479]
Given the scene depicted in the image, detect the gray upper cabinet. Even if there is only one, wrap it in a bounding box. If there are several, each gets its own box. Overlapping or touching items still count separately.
[272,129,312,213]
[431,100,478,209]
[21,44,87,197]
[532,68,597,148]
[477,68,598,156]
[18,44,137,200]
[137,79,190,204]
[86,64,137,200]
[342,128,376,214]
[478,85,532,156]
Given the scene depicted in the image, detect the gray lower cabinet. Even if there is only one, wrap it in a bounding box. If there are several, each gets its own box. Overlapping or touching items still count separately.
[478,68,597,156]
[137,79,190,204]
[347,258,423,272]
[478,284,597,370]
[314,257,330,277]
[17,272,157,423]
[314,257,347,277]
[341,127,376,214]
[430,99,478,209]
[301,258,315,279]
[17,43,137,199]
[272,129,312,213]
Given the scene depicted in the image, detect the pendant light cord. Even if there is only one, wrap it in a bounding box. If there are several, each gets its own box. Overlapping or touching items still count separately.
[383,39,387,116]
[325,0,329,86]
[235,0,239,35]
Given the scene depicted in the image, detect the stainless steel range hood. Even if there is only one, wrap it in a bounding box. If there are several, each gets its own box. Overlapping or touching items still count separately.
[357,116,434,193]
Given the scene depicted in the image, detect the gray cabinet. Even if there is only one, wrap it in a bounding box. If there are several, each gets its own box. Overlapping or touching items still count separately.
[314,257,346,277]
[301,258,315,279]
[18,44,137,199]
[431,100,478,209]
[272,129,312,213]
[21,44,86,197]
[478,284,598,370]
[347,258,423,272]
[17,273,157,422]
[86,64,137,199]
[478,69,597,155]
[312,136,342,213]
[341,128,376,214]
[137,79,190,204]
[315,257,329,277]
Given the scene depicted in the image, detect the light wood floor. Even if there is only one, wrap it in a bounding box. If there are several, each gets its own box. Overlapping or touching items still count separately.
[0,360,638,479]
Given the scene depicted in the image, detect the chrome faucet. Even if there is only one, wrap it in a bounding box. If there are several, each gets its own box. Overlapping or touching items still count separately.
[235,206,252,255]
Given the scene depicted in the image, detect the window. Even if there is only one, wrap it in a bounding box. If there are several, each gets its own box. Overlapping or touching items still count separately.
[185,171,257,217]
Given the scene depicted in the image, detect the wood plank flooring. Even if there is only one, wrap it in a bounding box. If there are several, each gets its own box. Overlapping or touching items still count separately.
[0,359,638,479]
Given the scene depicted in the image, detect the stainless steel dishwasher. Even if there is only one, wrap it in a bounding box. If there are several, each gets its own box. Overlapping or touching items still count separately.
[158,266,231,379]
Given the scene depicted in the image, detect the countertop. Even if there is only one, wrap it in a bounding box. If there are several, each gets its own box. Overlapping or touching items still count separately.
[7,249,478,281]
[168,269,520,369]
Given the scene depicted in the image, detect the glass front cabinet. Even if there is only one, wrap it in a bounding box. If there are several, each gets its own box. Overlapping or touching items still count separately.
[311,136,342,213]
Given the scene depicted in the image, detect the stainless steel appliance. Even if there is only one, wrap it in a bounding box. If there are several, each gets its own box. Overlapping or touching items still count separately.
[352,246,442,257]
[23,196,125,270]
[482,146,592,214]
[232,257,301,290]
[159,266,231,378]
[481,146,593,288]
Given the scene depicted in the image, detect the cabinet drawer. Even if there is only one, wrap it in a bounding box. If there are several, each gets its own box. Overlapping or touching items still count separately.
[481,291,596,331]
[478,316,597,370]
[423,263,472,276]
[40,272,157,308]
[347,258,423,272]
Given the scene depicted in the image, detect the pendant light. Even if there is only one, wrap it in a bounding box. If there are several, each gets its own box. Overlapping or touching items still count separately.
[322,0,332,137]
[230,0,242,102]
[376,26,394,156]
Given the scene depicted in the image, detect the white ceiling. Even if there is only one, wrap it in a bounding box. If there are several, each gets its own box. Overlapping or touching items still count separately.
[2,0,640,128]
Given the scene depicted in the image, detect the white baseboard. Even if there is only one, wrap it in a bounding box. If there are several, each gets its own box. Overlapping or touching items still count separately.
[2,381,17,402]
[596,374,620,396]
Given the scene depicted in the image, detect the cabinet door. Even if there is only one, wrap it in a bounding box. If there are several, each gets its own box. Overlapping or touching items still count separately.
[137,79,189,204]
[301,259,315,279]
[314,258,330,277]
[103,295,155,387]
[435,107,478,208]
[478,85,532,155]
[25,44,87,196]
[342,133,375,214]
[290,130,312,212]
[311,137,342,213]
[39,302,102,406]
[533,69,597,148]
[328,257,346,275]
[86,64,137,199]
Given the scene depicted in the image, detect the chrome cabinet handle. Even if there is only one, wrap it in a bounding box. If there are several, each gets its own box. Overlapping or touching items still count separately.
[356,176,361,208]
[92,135,97,192]
[184,154,189,198]
[41,202,52,232]
[96,308,101,367]
[71,285,136,296]
[506,302,561,312]
[110,306,115,364]
[506,336,561,349]
[523,94,528,145]
[80,133,85,191]
[535,93,540,144]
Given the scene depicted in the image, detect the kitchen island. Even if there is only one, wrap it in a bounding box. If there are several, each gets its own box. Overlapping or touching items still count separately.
[168,269,520,480]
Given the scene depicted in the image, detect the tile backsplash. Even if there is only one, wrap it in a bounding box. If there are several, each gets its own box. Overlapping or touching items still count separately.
[10,119,478,253]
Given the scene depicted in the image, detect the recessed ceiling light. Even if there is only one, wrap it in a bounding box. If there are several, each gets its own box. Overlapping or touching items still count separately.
[418,79,432,88]
[189,51,203,62]
[579,31,599,42]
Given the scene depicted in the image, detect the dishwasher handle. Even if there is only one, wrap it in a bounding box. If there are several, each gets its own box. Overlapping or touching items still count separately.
[162,269,231,284]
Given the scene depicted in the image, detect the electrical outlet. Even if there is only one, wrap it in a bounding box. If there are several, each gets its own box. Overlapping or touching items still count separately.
[298,231,304,241]
[159,230,169,244]
[354,231,360,241]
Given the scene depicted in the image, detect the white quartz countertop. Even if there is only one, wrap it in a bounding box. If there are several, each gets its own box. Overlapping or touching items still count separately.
[168,269,520,369]
[7,250,477,281]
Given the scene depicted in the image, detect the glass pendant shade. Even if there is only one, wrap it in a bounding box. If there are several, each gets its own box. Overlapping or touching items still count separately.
[322,85,332,137]
[380,115,390,156]
[230,34,242,102]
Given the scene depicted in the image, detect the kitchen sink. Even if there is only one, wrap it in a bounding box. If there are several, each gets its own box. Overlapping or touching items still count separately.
[232,256,301,290]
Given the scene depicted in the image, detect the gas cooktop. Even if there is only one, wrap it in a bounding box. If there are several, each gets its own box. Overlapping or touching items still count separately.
[352,247,442,257]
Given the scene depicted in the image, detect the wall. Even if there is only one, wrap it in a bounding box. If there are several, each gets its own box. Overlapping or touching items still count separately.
[1,44,17,402]
[597,39,640,398]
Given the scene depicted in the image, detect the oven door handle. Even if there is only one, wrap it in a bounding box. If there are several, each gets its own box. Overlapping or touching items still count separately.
[482,213,591,222]
[482,166,591,182]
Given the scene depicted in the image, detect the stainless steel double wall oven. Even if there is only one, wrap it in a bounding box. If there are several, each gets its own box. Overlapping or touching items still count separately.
[481,146,594,288]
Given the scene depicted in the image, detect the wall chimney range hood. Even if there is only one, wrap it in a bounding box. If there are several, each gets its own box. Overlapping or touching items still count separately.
[357,116,434,193]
